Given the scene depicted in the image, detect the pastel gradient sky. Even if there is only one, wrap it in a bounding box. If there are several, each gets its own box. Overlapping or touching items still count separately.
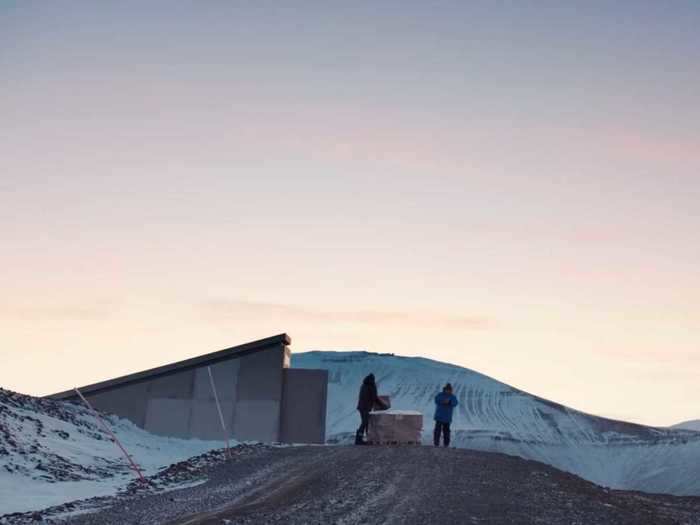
[2,1,699,426]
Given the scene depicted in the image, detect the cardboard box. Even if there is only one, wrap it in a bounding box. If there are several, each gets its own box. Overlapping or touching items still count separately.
[374,395,391,411]
[367,410,422,444]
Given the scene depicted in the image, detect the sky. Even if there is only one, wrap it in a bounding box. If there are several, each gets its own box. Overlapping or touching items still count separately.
[1,1,699,427]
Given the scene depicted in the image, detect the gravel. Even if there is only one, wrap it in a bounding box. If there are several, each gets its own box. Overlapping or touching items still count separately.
[21,446,700,524]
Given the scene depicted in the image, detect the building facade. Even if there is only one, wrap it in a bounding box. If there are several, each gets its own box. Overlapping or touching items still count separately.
[51,334,327,444]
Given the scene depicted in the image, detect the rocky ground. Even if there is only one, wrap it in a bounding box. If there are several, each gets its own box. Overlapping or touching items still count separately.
[6,445,698,525]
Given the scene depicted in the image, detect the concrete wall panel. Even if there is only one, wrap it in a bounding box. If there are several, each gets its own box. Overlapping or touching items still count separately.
[233,400,280,442]
[280,369,328,444]
[193,359,239,401]
[146,369,195,399]
[189,400,234,441]
[236,348,284,402]
[145,398,192,438]
[86,381,149,427]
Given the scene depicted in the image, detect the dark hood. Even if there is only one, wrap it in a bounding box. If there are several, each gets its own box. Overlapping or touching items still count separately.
[363,374,375,386]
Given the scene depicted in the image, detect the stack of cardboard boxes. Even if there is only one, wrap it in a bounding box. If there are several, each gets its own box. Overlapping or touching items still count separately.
[367,396,423,444]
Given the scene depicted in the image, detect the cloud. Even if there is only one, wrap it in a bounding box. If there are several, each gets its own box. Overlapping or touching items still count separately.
[0,301,118,321]
[199,300,494,330]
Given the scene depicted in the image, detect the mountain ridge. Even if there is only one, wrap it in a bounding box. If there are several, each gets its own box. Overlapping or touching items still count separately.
[672,420,700,432]
[292,350,700,496]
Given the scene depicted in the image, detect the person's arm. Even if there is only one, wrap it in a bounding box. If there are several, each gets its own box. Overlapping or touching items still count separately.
[450,395,458,407]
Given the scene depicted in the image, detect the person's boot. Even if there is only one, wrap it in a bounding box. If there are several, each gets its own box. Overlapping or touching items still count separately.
[355,431,367,445]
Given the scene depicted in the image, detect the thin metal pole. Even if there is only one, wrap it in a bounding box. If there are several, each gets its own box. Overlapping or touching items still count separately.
[73,387,147,483]
[207,366,231,458]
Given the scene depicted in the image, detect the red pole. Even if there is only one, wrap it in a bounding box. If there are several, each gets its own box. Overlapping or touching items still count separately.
[74,387,147,484]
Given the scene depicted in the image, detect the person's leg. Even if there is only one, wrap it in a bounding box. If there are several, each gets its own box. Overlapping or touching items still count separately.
[356,410,370,444]
[433,421,439,446]
[356,410,366,444]
[443,422,451,447]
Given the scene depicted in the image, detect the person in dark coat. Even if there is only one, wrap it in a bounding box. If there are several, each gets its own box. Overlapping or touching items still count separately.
[355,373,386,445]
[434,383,458,447]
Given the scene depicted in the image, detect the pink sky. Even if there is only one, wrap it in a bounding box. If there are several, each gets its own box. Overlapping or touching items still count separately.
[1,1,699,427]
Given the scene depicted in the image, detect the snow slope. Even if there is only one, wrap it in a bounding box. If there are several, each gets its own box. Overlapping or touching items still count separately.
[0,388,223,515]
[672,420,700,432]
[293,351,700,496]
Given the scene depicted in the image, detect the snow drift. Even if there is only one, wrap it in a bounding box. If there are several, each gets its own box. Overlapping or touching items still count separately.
[293,351,700,496]
[0,388,222,515]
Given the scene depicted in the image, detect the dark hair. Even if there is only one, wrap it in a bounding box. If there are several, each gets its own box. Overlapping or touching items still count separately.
[443,383,453,392]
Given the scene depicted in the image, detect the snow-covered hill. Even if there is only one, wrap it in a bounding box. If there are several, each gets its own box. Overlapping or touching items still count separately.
[672,420,700,432]
[0,388,222,516]
[293,351,700,496]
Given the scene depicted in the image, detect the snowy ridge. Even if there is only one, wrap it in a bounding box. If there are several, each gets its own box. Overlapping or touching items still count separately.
[293,351,700,496]
[0,388,222,515]
[672,420,700,432]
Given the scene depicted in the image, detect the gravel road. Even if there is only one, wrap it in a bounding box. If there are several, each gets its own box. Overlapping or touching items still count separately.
[69,445,700,525]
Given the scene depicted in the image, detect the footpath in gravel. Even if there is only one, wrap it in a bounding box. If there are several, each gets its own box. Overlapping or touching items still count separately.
[37,446,700,524]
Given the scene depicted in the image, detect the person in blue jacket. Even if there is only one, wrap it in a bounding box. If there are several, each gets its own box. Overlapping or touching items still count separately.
[434,383,458,447]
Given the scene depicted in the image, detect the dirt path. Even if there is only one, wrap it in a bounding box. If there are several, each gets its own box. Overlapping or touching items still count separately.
[72,446,700,525]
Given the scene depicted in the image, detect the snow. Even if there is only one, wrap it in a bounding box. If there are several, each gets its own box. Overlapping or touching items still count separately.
[371,410,422,416]
[293,351,700,496]
[0,389,226,515]
[671,420,700,432]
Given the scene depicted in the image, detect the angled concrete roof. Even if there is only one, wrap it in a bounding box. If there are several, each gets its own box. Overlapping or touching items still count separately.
[50,333,291,400]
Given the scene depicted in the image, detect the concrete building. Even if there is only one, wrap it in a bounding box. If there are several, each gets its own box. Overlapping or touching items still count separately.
[51,334,327,444]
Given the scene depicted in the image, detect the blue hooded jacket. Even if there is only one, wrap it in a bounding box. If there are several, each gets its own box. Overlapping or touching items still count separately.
[434,391,458,423]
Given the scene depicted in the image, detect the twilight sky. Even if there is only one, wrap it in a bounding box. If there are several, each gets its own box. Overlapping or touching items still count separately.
[2,1,699,427]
